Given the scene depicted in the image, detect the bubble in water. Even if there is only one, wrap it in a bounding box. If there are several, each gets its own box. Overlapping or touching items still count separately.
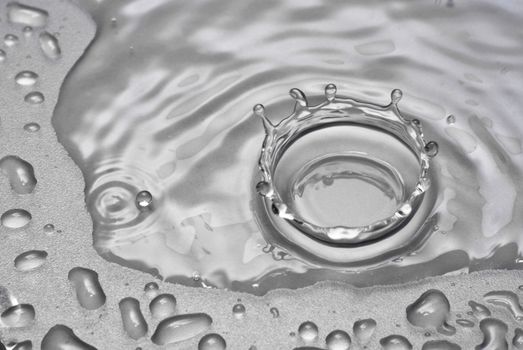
[1,209,32,229]
[119,297,148,340]
[68,267,106,310]
[0,156,37,194]
[406,289,455,335]
[14,250,48,271]
[270,307,279,318]
[298,321,319,343]
[24,122,40,132]
[446,115,456,124]
[232,303,246,319]
[38,32,61,60]
[151,313,213,345]
[43,223,55,234]
[468,301,491,319]
[144,281,160,298]
[513,328,523,349]
[41,325,96,350]
[353,318,377,346]
[24,91,44,104]
[422,340,461,350]
[7,3,48,27]
[15,71,38,86]
[198,333,227,350]
[150,293,176,319]
[476,318,508,350]
[325,330,351,350]
[483,290,523,321]
[380,335,413,350]
[12,340,32,350]
[135,190,153,209]
[0,304,35,328]
[456,319,474,328]
[4,34,19,47]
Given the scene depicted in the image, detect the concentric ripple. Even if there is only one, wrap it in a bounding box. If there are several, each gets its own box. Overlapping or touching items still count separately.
[52,0,523,293]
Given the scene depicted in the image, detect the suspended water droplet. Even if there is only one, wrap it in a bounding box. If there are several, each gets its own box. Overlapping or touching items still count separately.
[446,115,456,124]
[14,250,48,271]
[421,340,461,350]
[406,289,455,335]
[476,318,508,350]
[468,301,491,319]
[135,190,153,209]
[298,321,319,343]
[256,181,271,196]
[119,297,148,340]
[353,318,377,346]
[24,91,44,104]
[150,293,176,319]
[1,209,32,229]
[198,333,227,350]
[151,313,213,345]
[4,34,20,47]
[253,104,265,117]
[424,141,439,157]
[15,71,38,86]
[144,281,160,298]
[68,267,106,310]
[324,83,337,101]
[391,89,403,104]
[484,290,523,320]
[23,122,40,132]
[41,325,96,350]
[380,335,413,350]
[0,304,35,328]
[270,307,279,318]
[289,88,308,108]
[0,156,37,194]
[325,330,351,350]
[232,303,246,319]
[513,328,523,349]
[7,3,48,27]
[39,32,61,60]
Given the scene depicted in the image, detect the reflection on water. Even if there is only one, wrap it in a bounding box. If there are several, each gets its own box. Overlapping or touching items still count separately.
[52,0,523,293]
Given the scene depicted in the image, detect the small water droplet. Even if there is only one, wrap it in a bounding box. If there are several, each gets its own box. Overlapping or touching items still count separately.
[1,209,32,229]
[24,91,44,104]
[406,289,455,335]
[421,340,461,350]
[232,303,246,319]
[256,181,271,196]
[4,34,20,47]
[513,328,523,349]
[0,156,37,194]
[41,325,96,350]
[150,294,176,319]
[151,313,213,345]
[23,26,33,37]
[325,83,337,101]
[424,141,439,157]
[110,17,118,28]
[15,71,38,86]
[144,282,159,298]
[39,32,61,60]
[446,115,456,124]
[0,304,35,328]
[484,290,523,321]
[298,321,319,343]
[468,300,491,319]
[43,223,55,234]
[7,3,48,27]
[68,267,106,310]
[198,333,227,350]
[380,335,413,350]
[14,250,48,271]
[135,190,153,209]
[270,307,279,318]
[456,318,474,328]
[476,318,508,350]
[24,122,40,132]
[12,340,32,350]
[353,318,377,345]
[391,89,403,104]
[119,297,148,340]
[0,49,6,62]
[253,104,265,117]
[325,330,351,350]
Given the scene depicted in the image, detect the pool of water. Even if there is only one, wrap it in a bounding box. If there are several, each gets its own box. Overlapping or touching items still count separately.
[1,0,523,348]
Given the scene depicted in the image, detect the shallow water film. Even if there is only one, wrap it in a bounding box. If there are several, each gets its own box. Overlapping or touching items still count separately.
[1,0,523,348]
